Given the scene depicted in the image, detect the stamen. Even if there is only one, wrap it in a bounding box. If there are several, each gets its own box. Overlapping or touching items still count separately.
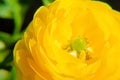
[69,50,78,57]
[63,37,94,64]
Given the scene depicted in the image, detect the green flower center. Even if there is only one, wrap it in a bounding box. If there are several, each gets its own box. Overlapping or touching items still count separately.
[70,37,87,53]
[64,37,93,63]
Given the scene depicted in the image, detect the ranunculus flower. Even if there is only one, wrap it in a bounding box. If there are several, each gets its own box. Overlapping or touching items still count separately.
[14,0,120,80]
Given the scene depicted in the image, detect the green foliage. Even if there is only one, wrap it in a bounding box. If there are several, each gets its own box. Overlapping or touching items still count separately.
[0,0,35,79]
[42,0,54,5]
[0,69,11,80]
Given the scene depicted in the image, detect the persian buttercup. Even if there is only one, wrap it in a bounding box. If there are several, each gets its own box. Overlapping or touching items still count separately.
[14,0,120,80]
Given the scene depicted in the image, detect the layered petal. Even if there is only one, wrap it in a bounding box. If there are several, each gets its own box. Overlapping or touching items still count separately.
[14,0,120,80]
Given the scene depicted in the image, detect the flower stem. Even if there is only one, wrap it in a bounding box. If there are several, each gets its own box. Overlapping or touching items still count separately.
[42,0,54,5]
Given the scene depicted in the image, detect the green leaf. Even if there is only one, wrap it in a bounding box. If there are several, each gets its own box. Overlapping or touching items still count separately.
[0,4,12,19]
[0,50,9,63]
[11,66,17,80]
[0,31,23,46]
[42,0,54,5]
[5,0,22,34]
[0,0,22,34]
[0,50,13,68]
[0,32,13,45]
[0,40,6,50]
[0,69,11,80]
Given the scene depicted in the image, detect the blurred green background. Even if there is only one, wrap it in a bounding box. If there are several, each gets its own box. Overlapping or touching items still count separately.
[0,0,120,80]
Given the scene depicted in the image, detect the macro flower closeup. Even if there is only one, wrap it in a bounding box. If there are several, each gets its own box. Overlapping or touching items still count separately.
[14,0,120,80]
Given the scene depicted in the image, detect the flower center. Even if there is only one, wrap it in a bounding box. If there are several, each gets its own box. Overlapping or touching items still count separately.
[63,37,94,64]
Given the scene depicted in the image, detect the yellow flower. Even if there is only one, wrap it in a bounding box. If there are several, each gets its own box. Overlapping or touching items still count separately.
[14,0,120,80]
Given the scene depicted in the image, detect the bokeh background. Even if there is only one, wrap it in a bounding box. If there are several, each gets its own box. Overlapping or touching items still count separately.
[0,0,120,80]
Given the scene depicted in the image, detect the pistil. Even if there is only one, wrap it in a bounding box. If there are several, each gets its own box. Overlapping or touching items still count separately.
[64,37,93,63]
